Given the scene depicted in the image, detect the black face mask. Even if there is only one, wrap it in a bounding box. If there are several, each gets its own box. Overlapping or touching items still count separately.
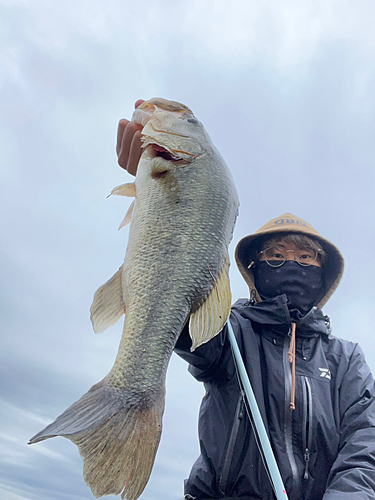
[253,261,323,318]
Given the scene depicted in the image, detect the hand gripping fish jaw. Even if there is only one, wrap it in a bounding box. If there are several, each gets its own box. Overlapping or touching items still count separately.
[29,97,239,500]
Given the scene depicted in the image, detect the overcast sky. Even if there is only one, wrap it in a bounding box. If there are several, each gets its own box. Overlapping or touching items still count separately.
[1,1,375,499]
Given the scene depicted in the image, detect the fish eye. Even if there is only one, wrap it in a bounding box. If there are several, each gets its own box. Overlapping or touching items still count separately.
[187,117,199,125]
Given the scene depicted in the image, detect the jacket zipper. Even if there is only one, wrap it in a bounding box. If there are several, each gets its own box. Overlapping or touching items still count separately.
[302,376,313,481]
[219,392,245,495]
[283,326,301,495]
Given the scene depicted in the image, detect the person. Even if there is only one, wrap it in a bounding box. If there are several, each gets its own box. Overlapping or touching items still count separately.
[116,101,375,500]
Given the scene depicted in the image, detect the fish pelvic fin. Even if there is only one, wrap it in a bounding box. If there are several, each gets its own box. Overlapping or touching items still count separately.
[28,381,164,500]
[118,200,135,230]
[107,182,136,230]
[189,253,232,351]
[90,266,125,333]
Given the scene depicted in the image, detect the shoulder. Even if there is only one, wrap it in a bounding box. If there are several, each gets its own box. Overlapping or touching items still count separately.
[324,333,375,391]
[323,332,371,373]
[232,297,252,311]
[323,332,360,377]
[231,298,257,321]
[324,333,358,362]
[229,299,262,355]
[230,298,257,331]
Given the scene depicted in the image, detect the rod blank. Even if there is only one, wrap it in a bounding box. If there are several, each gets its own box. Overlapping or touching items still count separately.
[227,318,289,500]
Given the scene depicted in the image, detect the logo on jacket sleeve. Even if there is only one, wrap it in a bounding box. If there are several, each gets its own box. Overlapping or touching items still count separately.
[319,367,331,380]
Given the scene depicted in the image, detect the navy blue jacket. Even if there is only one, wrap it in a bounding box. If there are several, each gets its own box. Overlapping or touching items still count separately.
[175,296,375,500]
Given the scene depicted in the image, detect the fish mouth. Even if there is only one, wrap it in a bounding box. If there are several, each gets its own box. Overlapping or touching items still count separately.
[151,144,179,161]
[144,143,188,164]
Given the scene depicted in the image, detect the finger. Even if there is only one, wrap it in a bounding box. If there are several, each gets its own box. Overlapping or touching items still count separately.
[126,130,143,176]
[116,119,130,156]
[118,121,141,166]
[116,101,144,156]
[118,122,142,172]
[135,99,145,109]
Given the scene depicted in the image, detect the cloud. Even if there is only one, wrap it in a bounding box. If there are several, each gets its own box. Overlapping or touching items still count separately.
[1,1,375,499]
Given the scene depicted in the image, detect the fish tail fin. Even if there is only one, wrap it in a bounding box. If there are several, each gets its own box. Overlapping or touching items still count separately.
[28,381,164,500]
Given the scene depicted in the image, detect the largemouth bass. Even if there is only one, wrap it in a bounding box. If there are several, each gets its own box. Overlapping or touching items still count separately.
[29,98,239,500]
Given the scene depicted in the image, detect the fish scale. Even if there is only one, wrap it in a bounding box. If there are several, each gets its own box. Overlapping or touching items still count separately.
[29,98,239,500]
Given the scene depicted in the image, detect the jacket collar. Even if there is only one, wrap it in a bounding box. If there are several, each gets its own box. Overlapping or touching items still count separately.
[232,295,331,338]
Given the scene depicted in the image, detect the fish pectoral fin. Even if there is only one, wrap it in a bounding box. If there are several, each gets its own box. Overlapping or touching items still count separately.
[109,182,136,197]
[189,254,232,351]
[118,200,135,230]
[90,266,126,333]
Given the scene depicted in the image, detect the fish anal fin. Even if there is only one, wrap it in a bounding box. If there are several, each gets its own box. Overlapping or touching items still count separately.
[118,200,135,230]
[189,254,232,351]
[90,266,125,333]
[110,182,136,197]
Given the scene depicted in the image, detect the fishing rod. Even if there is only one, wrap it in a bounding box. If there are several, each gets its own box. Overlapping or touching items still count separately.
[227,318,289,500]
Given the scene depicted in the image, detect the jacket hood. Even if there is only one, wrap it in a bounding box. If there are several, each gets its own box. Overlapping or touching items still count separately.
[235,213,345,308]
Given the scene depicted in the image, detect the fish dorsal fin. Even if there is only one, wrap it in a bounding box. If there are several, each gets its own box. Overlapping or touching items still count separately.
[189,254,231,351]
[90,266,126,333]
[109,182,136,197]
[118,200,135,230]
